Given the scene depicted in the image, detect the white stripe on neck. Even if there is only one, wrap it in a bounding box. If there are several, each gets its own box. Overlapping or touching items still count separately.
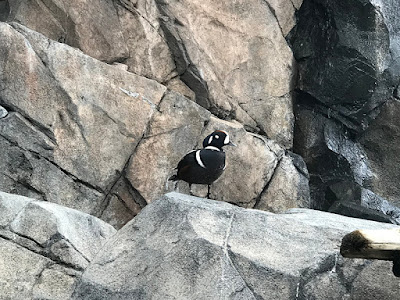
[204,146,220,151]
[195,150,206,168]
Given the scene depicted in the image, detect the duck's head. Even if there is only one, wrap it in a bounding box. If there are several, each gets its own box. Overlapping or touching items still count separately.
[202,130,236,150]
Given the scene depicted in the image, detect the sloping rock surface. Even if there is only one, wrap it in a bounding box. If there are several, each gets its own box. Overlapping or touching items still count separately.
[73,192,398,300]
[2,0,177,83]
[0,190,116,300]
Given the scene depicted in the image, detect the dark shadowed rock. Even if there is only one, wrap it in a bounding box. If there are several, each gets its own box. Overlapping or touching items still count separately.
[0,190,116,300]
[291,0,400,221]
[290,0,396,128]
[72,192,398,300]
[360,99,400,208]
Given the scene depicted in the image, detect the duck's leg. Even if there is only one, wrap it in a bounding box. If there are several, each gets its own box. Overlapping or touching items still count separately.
[172,180,178,192]
[189,183,193,195]
[207,185,211,199]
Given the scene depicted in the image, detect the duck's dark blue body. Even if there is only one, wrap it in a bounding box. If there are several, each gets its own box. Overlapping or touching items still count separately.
[176,148,226,185]
[169,130,235,197]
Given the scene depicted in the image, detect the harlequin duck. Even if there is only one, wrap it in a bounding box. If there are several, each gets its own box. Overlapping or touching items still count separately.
[169,130,236,198]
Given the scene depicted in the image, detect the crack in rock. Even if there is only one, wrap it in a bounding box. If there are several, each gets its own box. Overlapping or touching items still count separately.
[220,211,257,299]
[0,232,84,272]
[0,130,103,194]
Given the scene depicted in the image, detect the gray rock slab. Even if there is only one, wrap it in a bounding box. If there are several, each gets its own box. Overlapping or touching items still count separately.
[73,192,398,299]
[0,190,116,300]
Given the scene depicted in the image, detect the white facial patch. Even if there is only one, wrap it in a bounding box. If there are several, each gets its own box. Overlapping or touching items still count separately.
[224,134,230,145]
[215,135,219,139]
[208,136,213,144]
[196,150,206,168]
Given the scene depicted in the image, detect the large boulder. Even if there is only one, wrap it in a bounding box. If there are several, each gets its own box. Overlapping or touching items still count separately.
[72,192,399,299]
[0,190,116,299]
[155,0,299,148]
[290,0,400,221]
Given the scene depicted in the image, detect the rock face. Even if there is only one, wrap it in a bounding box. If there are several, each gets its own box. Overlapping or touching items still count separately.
[0,0,398,236]
[0,19,308,228]
[1,0,176,83]
[155,0,298,148]
[127,94,309,210]
[290,0,400,221]
[0,190,116,299]
[2,0,299,148]
[73,192,399,300]
[0,22,167,228]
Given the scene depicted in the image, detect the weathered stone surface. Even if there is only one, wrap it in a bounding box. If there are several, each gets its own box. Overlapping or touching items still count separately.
[126,90,211,203]
[0,104,7,118]
[156,0,297,148]
[115,0,177,82]
[72,192,399,299]
[290,0,400,221]
[2,0,177,83]
[360,99,400,207]
[32,265,78,300]
[294,98,400,223]
[255,152,310,213]
[0,22,166,220]
[5,0,128,62]
[290,0,397,127]
[198,117,280,208]
[99,177,144,229]
[0,190,116,300]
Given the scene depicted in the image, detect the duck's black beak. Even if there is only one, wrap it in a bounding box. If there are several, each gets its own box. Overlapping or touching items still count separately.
[227,141,237,147]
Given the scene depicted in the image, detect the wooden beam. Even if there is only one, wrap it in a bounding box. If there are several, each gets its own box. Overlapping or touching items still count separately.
[340,229,400,260]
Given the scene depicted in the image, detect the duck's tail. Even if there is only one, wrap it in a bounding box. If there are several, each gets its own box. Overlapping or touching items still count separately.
[168,174,179,181]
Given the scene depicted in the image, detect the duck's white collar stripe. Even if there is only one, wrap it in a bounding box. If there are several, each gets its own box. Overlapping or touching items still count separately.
[204,146,220,151]
[196,150,206,168]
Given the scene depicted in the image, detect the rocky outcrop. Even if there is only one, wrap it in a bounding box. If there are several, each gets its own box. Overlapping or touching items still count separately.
[290,0,400,222]
[1,0,400,297]
[0,0,398,235]
[0,190,115,299]
[0,22,166,227]
[0,21,308,228]
[72,192,399,300]
[2,0,301,148]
